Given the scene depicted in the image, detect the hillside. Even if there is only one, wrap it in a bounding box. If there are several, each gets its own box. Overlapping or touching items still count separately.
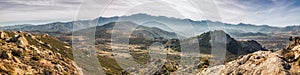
[178,30,266,57]
[0,31,77,74]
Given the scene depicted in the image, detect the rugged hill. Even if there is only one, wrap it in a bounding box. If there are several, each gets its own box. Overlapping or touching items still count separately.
[179,30,265,57]
[199,37,300,75]
[0,31,78,74]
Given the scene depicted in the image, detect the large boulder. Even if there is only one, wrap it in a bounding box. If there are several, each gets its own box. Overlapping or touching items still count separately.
[0,31,8,39]
[17,36,29,48]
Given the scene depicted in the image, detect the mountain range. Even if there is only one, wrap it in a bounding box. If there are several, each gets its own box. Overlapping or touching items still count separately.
[1,13,300,38]
[71,21,179,39]
[1,13,299,74]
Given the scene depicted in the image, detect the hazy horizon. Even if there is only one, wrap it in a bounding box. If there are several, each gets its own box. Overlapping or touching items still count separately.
[1,0,300,27]
[1,13,299,28]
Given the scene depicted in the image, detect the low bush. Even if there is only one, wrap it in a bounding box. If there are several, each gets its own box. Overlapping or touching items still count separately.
[32,55,41,61]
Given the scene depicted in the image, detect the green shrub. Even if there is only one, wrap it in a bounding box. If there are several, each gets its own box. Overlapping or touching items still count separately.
[203,59,210,66]
[37,36,73,60]
[5,32,15,37]
[284,52,294,59]
[97,56,123,74]
[297,58,300,66]
[166,65,177,72]
[32,55,41,61]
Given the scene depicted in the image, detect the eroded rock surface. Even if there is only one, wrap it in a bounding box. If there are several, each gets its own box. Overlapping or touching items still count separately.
[0,31,78,75]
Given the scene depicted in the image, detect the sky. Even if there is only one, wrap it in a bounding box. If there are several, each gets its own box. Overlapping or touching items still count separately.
[0,0,300,27]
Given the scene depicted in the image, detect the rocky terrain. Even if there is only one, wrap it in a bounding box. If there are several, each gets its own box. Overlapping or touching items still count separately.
[199,37,300,75]
[0,20,297,75]
[57,22,268,74]
[0,31,78,74]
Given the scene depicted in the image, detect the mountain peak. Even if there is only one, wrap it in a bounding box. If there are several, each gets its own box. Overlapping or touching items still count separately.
[187,30,265,56]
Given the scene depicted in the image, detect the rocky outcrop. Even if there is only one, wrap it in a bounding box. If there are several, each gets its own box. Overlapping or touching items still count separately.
[7,32,29,48]
[199,37,300,75]
[200,51,290,75]
[284,37,300,74]
[0,31,78,75]
[287,36,300,50]
[240,40,265,53]
[0,31,8,39]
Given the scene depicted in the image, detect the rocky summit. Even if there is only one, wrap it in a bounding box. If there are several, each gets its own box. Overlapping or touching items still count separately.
[199,37,300,75]
[0,31,78,75]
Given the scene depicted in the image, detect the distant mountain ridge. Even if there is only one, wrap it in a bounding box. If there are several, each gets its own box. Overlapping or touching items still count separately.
[71,21,179,39]
[1,13,300,37]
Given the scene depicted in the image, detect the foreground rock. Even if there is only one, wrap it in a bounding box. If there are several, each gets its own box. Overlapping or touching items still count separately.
[0,31,78,75]
[199,37,300,75]
[200,51,290,75]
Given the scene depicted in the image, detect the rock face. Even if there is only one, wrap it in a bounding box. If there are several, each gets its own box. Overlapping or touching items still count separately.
[239,40,265,53]
[287,37,300,50]
[199,37,300,75]
[0,31,78,75]
[200,51,290,75]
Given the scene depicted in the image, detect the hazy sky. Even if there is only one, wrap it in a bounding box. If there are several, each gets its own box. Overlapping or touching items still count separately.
[1,0,300,27]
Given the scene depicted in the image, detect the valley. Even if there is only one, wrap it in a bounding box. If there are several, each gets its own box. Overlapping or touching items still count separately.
[0,14,299,75]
